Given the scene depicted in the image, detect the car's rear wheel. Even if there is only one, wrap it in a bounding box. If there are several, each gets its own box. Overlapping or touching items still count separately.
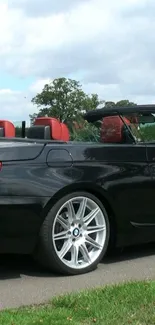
[35,191,110,275]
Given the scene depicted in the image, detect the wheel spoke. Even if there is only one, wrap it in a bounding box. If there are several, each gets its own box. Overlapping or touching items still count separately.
[83,208,100,226]
[76,198,87,220]
[58,240,72,259]
[80,243,91,263]
[54,230,69,241]
[87,224,105,235]
[66,201,76,222]
[85,235,102,250]
[71,245,79,265]
[57,215,69,230]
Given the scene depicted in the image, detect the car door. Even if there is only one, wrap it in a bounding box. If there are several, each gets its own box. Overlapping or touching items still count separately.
[104,143,153,224]
[100,126,155,244]
[136,114,155,229]
[81,109,155,245]
[98,115,155,234]
[86,142,151,219]
[71,140,153,245]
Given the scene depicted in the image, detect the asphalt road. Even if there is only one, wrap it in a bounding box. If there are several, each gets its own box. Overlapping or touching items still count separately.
[0,244,155,310]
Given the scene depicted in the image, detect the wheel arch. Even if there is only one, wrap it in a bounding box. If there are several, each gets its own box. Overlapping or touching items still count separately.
[42,182,117,248]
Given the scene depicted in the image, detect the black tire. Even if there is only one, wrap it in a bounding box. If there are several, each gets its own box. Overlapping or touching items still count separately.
[34,191,110,275]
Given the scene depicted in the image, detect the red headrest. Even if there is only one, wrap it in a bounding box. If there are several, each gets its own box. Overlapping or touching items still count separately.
[101,116,130,143]
[0,120,15,137]
[34,117,70,141]
[60,123,70,141]
[34,117,61,140]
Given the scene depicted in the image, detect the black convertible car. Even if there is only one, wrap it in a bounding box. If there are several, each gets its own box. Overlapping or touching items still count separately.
[1,104,155,275]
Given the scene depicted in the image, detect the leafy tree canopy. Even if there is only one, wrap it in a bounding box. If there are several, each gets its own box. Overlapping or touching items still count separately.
[104,100,136,108]
[30,77,104,125]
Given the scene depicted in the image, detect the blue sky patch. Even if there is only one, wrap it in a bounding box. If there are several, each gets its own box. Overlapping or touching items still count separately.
[0,73,34,91]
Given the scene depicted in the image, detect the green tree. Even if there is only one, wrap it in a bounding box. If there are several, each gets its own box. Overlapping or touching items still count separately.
[115,100,136,107]
[30,78,104,125]
[104,101,115,108]
[104,100,137,108]
[29,113,38,125]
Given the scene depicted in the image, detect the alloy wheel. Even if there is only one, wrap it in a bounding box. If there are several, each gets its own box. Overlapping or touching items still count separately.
[52,196,107,269]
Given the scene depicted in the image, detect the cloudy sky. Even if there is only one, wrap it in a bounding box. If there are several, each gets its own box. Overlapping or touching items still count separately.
[0,0,155,122]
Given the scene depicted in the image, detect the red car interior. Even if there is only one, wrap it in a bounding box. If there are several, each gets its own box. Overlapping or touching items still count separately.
[34,117,70,141]
[101,116,131,143]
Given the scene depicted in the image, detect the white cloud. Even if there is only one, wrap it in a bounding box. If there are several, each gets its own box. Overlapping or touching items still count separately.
[30,79,51,93]
[0,0,155,120]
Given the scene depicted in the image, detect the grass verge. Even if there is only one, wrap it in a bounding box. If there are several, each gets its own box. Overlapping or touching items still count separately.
[0,281,155,325]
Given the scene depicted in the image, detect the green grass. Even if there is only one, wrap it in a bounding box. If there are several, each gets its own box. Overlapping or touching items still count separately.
[1,281,155,325]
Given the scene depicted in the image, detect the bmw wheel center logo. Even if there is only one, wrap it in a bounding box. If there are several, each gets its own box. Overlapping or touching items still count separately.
[73,228,80,237]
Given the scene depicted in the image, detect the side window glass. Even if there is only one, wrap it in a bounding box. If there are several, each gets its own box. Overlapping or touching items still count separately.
[122,116,141,142]
[124,113,155,143]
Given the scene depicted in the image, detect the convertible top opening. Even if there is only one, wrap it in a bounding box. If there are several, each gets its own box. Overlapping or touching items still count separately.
[0,104,155,144]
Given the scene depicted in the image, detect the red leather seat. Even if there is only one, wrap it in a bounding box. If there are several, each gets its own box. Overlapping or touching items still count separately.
[60,123,70,141]
[34,117,62,140]
[34,117,70,141]
[101,116,130,143]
